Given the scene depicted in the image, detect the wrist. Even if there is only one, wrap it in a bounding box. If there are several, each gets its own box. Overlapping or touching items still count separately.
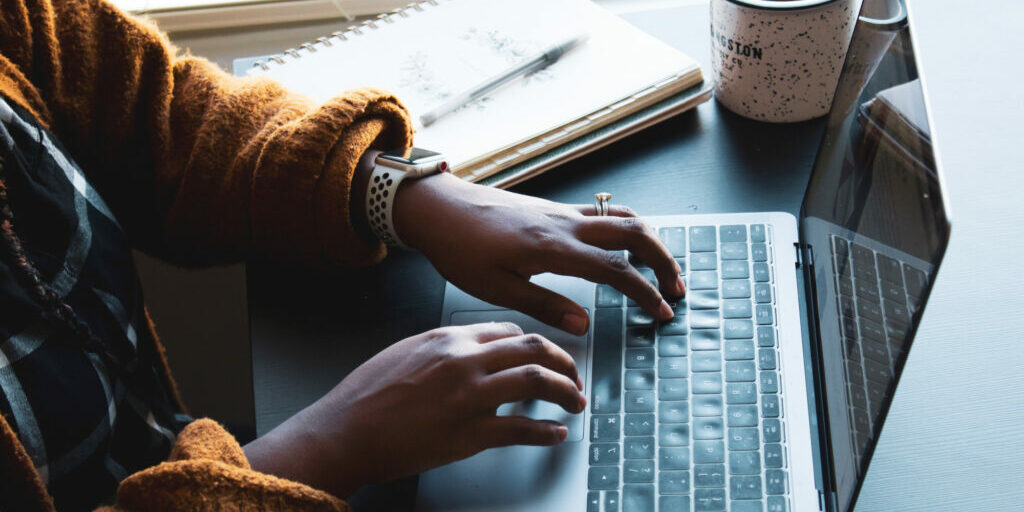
[392,171,461,251]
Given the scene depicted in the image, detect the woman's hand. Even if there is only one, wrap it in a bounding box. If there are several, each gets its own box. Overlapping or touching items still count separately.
[243,322,585,498]
[393,173,685,335]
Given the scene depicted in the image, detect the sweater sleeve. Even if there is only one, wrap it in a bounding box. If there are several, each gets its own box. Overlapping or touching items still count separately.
[0,0,413,267]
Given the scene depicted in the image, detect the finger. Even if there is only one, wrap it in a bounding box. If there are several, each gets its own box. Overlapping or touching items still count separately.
[458,321,525,343]
[476,333,582,389]
[576,216,686,299]
[478,364,586,413]
[544,242,673,321]
[572,203,638,218]
[486,272,590,335]
[474,416,568,449]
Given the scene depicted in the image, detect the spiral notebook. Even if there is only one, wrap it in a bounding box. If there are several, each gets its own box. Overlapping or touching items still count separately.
[242,0,707,186]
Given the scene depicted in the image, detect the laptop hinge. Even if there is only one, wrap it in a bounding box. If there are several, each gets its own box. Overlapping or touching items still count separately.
[794,243,803,268]
[795,243,814,269]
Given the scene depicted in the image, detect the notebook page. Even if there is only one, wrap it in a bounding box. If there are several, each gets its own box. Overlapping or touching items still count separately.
[249,0,697,168]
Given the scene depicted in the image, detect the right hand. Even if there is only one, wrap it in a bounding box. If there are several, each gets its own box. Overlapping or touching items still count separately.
[243,322,586,498]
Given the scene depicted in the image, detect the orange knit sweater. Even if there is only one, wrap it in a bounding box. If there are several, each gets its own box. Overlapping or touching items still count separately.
[0,0,414,509]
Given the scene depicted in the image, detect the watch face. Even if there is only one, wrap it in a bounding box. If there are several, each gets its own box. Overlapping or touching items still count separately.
[379,147,444,165]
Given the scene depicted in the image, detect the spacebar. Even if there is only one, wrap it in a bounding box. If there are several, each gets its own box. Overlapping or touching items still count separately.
[591,308,623,414]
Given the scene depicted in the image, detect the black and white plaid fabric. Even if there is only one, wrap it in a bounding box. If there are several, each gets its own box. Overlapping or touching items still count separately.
[0,96,190,511]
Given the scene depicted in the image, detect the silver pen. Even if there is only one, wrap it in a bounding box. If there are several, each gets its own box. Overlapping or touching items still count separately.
[419,34,588,127]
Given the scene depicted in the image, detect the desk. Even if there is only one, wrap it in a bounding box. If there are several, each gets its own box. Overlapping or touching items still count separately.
[248,1,1024,510]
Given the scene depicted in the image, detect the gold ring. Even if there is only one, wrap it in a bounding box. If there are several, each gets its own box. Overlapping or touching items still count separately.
[594,192,612,216]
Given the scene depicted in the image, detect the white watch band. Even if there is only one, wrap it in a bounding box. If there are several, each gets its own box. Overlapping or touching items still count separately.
[365,164,411,249]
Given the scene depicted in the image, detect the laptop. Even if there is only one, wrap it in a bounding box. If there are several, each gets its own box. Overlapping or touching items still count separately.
[416,0,949,510]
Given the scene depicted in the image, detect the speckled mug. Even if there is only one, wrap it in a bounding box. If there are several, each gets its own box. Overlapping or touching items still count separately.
[711,0,862,122]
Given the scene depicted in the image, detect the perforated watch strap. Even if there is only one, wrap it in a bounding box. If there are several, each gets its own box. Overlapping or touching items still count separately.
[366,165,411,249]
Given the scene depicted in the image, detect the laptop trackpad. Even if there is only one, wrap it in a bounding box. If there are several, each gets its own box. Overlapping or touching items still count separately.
[448,310,589,442]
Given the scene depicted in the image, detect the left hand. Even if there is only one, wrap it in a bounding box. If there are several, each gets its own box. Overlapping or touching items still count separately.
[393,173,685,335]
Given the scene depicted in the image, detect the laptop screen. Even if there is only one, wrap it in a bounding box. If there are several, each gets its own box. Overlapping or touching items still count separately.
[799,0,950,509]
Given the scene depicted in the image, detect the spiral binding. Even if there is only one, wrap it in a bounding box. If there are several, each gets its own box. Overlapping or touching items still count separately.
[251,0,443,71]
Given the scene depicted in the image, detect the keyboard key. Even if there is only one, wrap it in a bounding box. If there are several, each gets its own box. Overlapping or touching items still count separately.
[725,340,755,360]
[660,470,691,495]
[750,224,766,242]
[693,396,724,417]
[591,415,620,442]
[691,252,718,270]
[851,243,874,268]
[693,417,724,439]
[626,307,655,326]
[658,401,690,423]
[722,279,751,298]
[757,326,776,347]
[766,470,787,495]
[728,427,760,451]
[605,491,620,512]
[623,484,654,512]
[658,316,688,336]
[764,444,784,468]
[625,391,655,413]
[659,423,690,447]
[660,357,689,377]
[692,373,722,394]
[659,379,689,401]
[724,319,754,339]
[767,496,787,512]
[658,335,687,356]
[588,491,601,512]
[695,489,727,511]
[722,260,750,279]
[727,405,758,427]
[720,225,747,242]
[692,310,721,329]
[690,290,721,309]
[694,463,726,487]
[691,352,721,372]
[881,281,905,303]
[676,258,687,275]
[857,300,883,323]
[625,369,655,390]
[758,349,777,370]
[721,243,748,260]
[623,460,655,482]
[726,383,757,404]
[626,348,655,369]
[731,475,763,500]
[754,283,772,303]
[862,338,889,363]
[590,443,620,465]
[729,451,762,475]
[624,413,655,436]
[660,447,691,469]
[763,419,782,442]
[592,308,623,414]
[723,299,753,318]
[860,318,885,341]
[596,284,624,308]
[660,496,690,512]
[690,271,719,290]
[625,437,655,459]
[856,279,880,302]
[761,395,780,418]
[876,254,902,284]
[626,326,654,347]
[660,227,687,257]
[693,440,725,463]
[588,466,619,490]
[751,243,768,262]
[725,361,757,382]
[753,263,770,282]
[690,226,717,252]
[884,300,910,325]
[755,305,773,325]
[760,371,779,394]
[692,329,721,350]
[732,500,764,512]
[903,264,927,298]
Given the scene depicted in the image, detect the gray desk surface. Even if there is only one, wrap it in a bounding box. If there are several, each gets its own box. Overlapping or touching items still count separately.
[247,1,1024,510]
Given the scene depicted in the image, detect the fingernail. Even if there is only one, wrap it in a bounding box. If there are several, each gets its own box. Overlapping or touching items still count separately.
[562,312,589,335]
[658,300,674,320]
[578,394,587,412]
[555,425,568,442]
[576,376,584,390]
[675,276,686,297]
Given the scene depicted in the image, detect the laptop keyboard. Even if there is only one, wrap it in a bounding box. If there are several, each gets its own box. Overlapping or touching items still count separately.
[587,224,790,512]
[830,236,926,465]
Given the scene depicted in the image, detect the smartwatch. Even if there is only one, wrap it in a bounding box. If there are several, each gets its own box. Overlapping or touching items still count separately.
[365,147,450,249]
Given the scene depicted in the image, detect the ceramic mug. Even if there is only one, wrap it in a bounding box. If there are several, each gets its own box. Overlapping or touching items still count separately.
[711,0,863,122]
